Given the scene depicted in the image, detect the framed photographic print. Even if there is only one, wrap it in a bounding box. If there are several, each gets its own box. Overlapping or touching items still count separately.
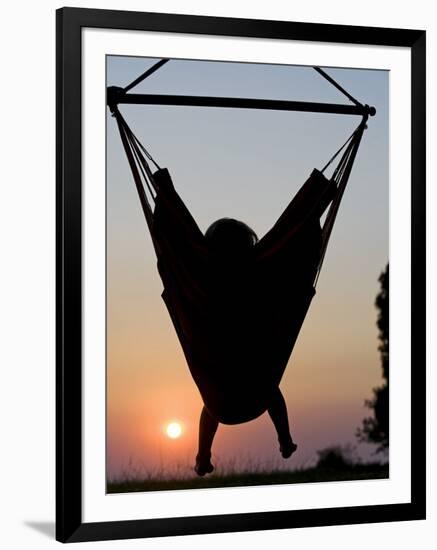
[56,7,426,543]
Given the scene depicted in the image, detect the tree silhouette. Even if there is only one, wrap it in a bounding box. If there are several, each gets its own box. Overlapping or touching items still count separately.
[356,264,389,453]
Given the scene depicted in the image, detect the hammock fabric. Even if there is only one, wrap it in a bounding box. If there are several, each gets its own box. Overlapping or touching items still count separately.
[112,106,367,424]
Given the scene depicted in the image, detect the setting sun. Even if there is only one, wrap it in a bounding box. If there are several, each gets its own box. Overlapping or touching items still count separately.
[165,422,182,439]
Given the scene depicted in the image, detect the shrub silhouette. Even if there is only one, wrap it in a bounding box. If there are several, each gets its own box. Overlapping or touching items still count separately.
[316,445,357,469]
[356,264,389,452]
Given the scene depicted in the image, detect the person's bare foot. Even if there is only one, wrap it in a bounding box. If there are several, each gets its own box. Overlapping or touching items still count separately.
[279,438,298,459]
[194,454,214,476]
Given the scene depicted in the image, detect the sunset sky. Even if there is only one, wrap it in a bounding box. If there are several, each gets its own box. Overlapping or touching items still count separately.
[106,56,389,480]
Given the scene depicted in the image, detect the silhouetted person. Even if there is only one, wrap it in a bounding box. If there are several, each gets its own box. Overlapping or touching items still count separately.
[150,168,336,477]
[194,219,298,476]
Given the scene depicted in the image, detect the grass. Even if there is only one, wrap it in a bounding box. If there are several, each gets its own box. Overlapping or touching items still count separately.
[107,455,389,494]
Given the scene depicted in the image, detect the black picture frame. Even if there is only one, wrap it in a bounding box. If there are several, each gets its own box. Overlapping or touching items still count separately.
[56,7,426,543]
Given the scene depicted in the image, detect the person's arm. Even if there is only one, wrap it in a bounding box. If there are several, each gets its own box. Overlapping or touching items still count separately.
[151,168,208,293]
[152,168,206,253]
[255,168,335,263]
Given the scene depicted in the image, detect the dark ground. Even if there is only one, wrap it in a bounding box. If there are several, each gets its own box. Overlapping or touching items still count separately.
[107,462,389,493]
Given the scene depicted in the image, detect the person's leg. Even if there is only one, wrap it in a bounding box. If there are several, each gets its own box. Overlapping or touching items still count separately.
[268,387,298,458]
[195,405,219,476]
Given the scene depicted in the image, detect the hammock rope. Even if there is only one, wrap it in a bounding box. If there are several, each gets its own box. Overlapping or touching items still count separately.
[320,122,365,174]
[113,106,155,228]
[314,115,367,285]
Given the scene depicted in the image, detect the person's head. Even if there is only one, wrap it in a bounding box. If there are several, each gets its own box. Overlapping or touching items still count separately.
[205,218,258,257]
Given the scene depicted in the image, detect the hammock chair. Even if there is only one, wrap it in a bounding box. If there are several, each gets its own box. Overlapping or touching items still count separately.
[107,61,375,425]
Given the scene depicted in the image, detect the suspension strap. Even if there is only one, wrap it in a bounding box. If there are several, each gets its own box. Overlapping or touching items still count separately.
[123,59,169,93]
[314,67,363,108]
